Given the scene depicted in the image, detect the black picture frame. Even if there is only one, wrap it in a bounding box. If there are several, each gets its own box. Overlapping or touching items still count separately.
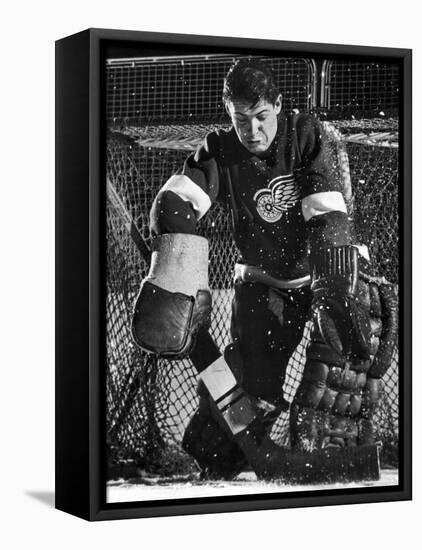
[55,27,412,521]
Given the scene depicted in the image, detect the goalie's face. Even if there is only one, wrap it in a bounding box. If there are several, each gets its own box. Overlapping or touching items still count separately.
[225,95,282,155]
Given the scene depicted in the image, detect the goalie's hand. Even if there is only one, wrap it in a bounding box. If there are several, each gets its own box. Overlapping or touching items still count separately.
[311,245,372,360]
[313,292,372,360]
[133,281,211,357]
[131,233,212,358]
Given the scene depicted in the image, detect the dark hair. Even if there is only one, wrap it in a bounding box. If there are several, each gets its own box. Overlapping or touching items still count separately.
[222,58,279,106]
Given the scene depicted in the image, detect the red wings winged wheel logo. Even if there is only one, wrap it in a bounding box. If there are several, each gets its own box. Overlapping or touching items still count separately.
[253,174,301,223]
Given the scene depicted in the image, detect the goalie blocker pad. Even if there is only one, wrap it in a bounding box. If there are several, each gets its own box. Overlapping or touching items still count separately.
[133,282,211,356]
[132,233,212,357]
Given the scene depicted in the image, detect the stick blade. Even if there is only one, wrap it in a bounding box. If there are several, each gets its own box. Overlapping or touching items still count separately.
[303,444,380,484]
[259,444,380,485]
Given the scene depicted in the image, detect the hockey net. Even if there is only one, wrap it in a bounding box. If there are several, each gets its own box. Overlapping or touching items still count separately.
[105,55,399,478]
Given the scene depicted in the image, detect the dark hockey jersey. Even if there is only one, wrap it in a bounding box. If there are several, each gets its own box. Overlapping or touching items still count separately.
[152,113,351,280]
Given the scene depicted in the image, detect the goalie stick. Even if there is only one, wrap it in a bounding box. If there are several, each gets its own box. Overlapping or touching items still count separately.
[106,176,380,483]
[106,178,152,264]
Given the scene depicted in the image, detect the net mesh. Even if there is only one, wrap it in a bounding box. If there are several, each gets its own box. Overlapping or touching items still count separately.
[107,55,315,125]
[105,56,399,478]
[106,130,399,475]
[324,60,399,115]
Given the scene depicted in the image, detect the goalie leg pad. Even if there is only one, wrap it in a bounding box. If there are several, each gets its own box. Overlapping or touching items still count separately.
[187,330,380,483]
[291,325,371,452]
[183,340,283,479]
[291,275,397,452]
[182,342,250,479]
[182,408,248,480]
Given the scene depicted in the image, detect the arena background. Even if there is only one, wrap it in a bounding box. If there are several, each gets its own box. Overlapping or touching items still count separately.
[105,54,399,497]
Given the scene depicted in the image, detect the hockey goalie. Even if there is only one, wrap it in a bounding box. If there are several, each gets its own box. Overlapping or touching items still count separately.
[131,58,398,483]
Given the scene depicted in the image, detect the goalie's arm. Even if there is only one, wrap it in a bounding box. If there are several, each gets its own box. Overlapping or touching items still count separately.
[134,133,223,356]
[150,177,207,236]
[297,114,352,251]
[296,115,372,358]
[150,133,222,237]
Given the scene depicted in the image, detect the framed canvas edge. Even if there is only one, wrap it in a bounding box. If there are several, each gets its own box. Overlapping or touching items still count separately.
[91,26,412,58]
[56,27,412,522]
[56,29,92,521]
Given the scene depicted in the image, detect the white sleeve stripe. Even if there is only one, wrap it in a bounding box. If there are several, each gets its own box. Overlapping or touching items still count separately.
[301,191,347,222]
[161,174,212,220]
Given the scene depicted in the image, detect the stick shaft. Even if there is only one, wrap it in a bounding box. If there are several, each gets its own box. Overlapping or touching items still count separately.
[106,178,152,264]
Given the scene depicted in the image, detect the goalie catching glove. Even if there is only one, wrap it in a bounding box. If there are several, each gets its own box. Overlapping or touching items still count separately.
[131,233,212,357]
[310,245,372,360]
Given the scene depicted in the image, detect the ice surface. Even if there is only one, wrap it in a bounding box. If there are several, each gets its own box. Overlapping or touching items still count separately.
[106,469,398,503]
